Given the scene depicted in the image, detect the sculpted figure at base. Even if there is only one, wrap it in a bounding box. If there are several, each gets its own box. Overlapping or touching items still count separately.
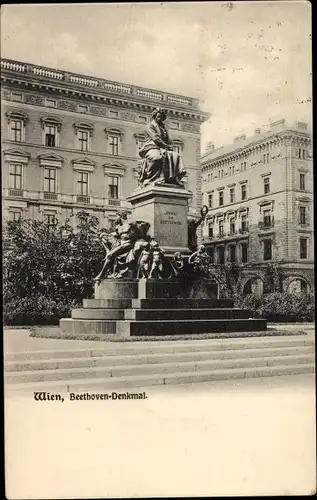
[138,108,187,187]
[188,244,212,276]
[187,205,209,252]
[94,212,150,282]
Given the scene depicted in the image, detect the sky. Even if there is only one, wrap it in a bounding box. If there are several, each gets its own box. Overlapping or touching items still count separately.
[1,2,312,151]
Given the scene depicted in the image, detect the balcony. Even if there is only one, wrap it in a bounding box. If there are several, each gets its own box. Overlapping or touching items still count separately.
[258,218,274,230]
[76,195,90,204]
[239,227,249,234]
[8,189,23,197]
[44,192,58,201]
[1,58,201,111]
[108,198,121,207]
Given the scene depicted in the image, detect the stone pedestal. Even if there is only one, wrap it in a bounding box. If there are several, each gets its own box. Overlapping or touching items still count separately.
[126,184,193,255]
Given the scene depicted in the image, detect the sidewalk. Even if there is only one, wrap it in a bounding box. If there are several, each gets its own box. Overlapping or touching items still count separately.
[4,323,315,353]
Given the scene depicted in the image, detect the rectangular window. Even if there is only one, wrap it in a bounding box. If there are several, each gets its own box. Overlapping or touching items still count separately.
[241,214,248,232]
[44,213,56,226]
[108,175,119,199]
[219,190,224,206]
[44,125,56,147]
[241,244,248,263]
[9,163,22,190]
[300,173,306,190]
[241,161,247,172]
[263,239,272,261]
[109,135,119,155]
[263,209,272,227]
[218,219,224,236]
[208,194,213,208]
[229,218,235,235]
[263,153,269,164]
[208,224,213,238]
[299,238,308,259]
[264,177,270,194]
[44,168,56,193]
[78,130,89,151]
[241,184,247,200]
[218,246,225,265]
[9,210,22,221]
[229,187,235,203]
[299,206,307,225]
[229,245,236,263]
[77,171,89,196]
[10,120,22,142]
[45,98,57,108]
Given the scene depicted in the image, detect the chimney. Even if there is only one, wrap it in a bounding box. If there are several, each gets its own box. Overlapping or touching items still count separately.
[270,118,286,129]
[254,128,261,134]
[296,121,308,130]
[233,134,247,143]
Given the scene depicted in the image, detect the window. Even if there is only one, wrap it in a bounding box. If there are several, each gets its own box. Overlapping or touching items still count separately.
[44,168,56,193]
[11,93,22,102]
[229,245,236,263]
[229,187,235,203]
[241,244,248,263]
[9,210,22,221]
[109,134,119,155]
[9,164,22,189]
[298,148,306,159]
[264,177,270,194]
[241,183,247,200]
[108,175,119,199]
[45,125,57,147]
[218,246,225,264]
[78,130,89,151]
[218,219,224,236]
[300,173,306,190]
[44,213,56,227]
[219,190,224,206]
[208,194,213,208]
[208,224,213,238]
[10,120,22,142]
[45,98,56,108]
[229,218,235,235]
[263,209,272,227]
[241,161,247,172]
[241,214,248,232]
[229,166,233,176]
[299,206,307,225]
[263,239,272,261]
[77,171,89,196]
[299,238,308,259]
[263,153,269,164]
[220,169,224,178]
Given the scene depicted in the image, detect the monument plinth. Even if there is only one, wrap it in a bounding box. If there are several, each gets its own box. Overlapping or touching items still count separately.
[126,184,192,255]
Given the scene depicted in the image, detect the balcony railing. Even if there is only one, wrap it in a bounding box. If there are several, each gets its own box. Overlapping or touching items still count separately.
[76,195,90,204]
[44,192,58,200]
[1,58,200,109]
[8,189,23,197]
[108,198,121,206]
[258,219,274,230]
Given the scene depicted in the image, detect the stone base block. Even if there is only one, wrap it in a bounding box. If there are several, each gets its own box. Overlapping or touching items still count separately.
[123,308,250,321]
[115,319,267,337]
[94,280,138,299]
[60,318,117,335]
[72,309,125,320]
[131,298,234,309]
[83,299,133,309]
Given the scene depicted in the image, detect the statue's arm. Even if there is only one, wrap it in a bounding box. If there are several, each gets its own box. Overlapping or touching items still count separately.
[146,123,170,149]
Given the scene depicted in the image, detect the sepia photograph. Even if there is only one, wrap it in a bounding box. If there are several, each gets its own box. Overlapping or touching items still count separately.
[2,1,315,498]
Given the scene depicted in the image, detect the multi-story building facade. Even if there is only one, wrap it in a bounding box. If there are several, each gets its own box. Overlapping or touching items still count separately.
[201,119,314,294]
[1,58,209,229]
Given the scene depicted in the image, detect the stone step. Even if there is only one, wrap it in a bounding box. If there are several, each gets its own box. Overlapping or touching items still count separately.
[72,308,251,321]
[5,344,314,373]
[5,353,315,385]
[83,298,234,309]
[5,335,313,363]
[6,363,315,394]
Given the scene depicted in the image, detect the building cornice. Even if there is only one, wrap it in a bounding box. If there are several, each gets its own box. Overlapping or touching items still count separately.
[1,58,210,123]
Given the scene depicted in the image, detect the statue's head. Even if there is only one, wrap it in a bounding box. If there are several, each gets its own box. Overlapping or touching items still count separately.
[152,107,168,123]
[198,244,206,252]
[115,211,128,224]
[150,239,160,249]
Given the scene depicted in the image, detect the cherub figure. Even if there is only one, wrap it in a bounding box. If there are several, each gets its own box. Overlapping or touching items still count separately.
[149,240,165,279]
[137,241,151,278]
[188,244,211,276]
[171,251,184,276]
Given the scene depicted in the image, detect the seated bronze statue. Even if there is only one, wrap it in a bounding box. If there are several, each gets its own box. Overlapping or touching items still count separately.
[138,107,187,187]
